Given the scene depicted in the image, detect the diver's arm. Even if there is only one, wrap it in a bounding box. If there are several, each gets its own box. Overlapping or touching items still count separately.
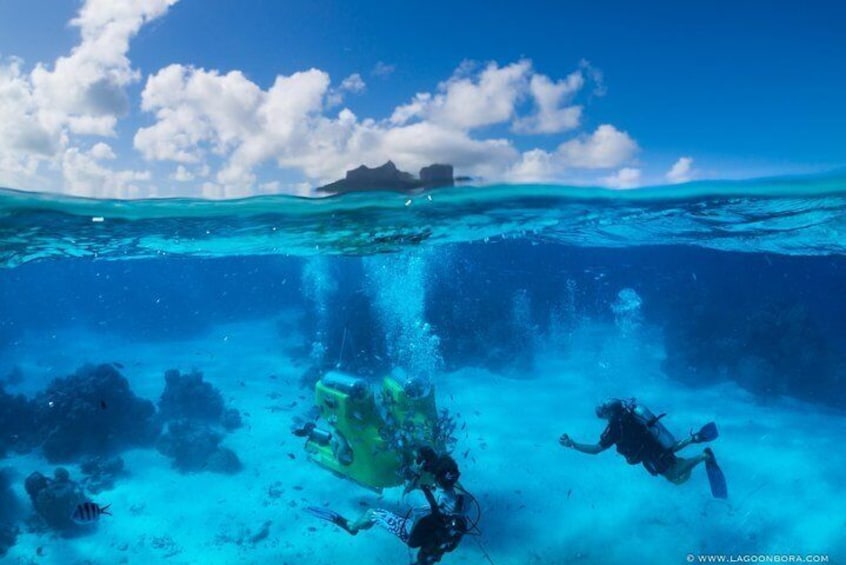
[570,441,606,454]
[421,485,441,515]
[403,470,422,494]
[559,433,607,454]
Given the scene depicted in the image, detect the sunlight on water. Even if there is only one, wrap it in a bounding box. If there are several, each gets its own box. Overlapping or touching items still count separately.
[2,174,846,267]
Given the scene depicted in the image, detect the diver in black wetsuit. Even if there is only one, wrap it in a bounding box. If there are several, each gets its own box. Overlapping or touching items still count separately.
[306,450,472,564]
[559,398,727,498]
[403,446,456,493]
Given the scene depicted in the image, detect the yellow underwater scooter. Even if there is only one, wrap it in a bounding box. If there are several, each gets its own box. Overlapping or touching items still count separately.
[300,371,442,491]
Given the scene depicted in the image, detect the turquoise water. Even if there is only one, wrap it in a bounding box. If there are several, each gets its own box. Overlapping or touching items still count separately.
[2,174,846,267]
[1,175,845,564]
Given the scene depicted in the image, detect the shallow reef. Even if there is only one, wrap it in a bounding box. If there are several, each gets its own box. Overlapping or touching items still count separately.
[156,419,242,474]
[159,368,243,430]
[155,369,243,473]
[0,363,244,485]
[33,364,161,463]
[25,468,87,532]
[160,368,226,422]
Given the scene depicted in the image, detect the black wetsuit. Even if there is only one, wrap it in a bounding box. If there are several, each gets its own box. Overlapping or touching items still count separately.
[408,486,467,564]
[600,409,677,475]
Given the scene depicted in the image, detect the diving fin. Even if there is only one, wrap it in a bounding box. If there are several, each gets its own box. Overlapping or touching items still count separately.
[704,448,727,499]
[693,422,719,443]
[305,506,355,534]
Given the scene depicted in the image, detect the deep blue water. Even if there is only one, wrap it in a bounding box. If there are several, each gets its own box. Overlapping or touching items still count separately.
[3,243,844,407]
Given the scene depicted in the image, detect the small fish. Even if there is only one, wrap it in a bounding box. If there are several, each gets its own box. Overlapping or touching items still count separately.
[71,501,111,524]
[100,400,107,410]
[111,362,124,369]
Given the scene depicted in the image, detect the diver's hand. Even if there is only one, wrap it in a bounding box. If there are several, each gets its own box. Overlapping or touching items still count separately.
[403,474,420,494]
[559,433,574,448]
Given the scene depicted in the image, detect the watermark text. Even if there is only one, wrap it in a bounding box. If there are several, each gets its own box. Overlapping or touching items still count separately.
[686,554,830,563]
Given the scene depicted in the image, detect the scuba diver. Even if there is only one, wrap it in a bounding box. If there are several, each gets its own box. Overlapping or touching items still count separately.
[559,398,727,498]
[306,449,477,564]
[402,446,458,493]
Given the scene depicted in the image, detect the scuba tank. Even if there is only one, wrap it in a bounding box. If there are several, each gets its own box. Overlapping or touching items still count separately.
[628,402,677,451]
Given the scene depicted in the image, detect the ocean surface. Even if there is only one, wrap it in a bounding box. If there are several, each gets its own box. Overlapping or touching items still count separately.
[1,175,845,564]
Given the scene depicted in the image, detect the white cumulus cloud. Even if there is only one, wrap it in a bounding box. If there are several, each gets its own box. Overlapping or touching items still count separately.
[133,62,533,189]
[512,71,584,134]
[390,60,531,130]
[601,167,642,189]
[30,0,178,137]
[666,156,695,183]
[62,145,151,199]
[90,142,115,160]
[388,59,599,136]
[557,124,638,168]
[326,73,366,107]
[505,149,558,183]
[171,165,194,182]
[0,0,177,195]
[135,64,268,164]
[0,57,56,190]
[340,73,365,93]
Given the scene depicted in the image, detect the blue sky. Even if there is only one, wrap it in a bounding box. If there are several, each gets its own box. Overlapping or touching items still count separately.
[0,0,844,198]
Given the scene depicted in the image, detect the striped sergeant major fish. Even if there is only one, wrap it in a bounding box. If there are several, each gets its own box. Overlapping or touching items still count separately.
[71,501,112,524]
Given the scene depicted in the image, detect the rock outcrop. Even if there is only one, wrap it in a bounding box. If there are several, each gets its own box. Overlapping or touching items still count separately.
[317,161,454,193]
[419,164,454,187]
